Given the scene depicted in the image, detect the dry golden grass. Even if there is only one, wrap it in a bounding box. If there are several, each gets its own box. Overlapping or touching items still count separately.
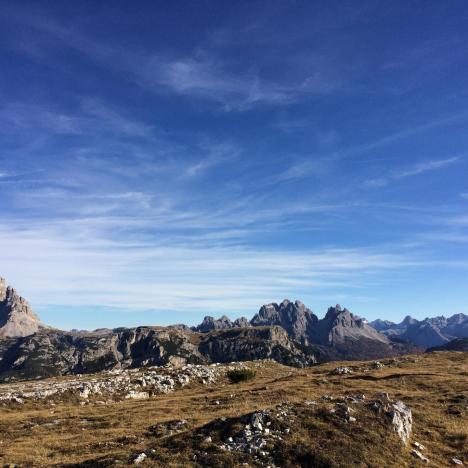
[0,351,466,467]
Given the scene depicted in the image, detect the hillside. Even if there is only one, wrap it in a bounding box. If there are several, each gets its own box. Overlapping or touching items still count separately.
[0,352,466,466]
[0,326,315,382]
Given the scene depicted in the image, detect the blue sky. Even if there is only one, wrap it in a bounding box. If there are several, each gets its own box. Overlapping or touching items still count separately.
[1,1,467,330]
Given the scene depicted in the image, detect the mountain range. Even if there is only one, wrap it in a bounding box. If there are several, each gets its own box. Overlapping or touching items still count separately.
[0,277,466,381]
[370,313,468,348]
[194,300,468,350]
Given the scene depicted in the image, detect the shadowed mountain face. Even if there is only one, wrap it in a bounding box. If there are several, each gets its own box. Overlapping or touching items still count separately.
[250,300,317,344]
[426,337,468,352]
[371,314,468,348]
[0,325,315,382]
[0,278,42,338]
[309,305,389,346]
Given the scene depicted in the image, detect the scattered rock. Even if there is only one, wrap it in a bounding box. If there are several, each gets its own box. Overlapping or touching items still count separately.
[333,402,356,422]
[304,400,317,406]
[451,458,464,466]
[125,391,149,400]
[217,405,294,457]
[148,419,188,436]
[331,366,352,375]
[345,393,365,404]
[133,453,147,464]
[411,449,429,463]
[413,441,426,451]
[378,392,391,401]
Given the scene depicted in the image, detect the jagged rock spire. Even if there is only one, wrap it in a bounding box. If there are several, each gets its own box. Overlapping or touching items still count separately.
[0,277,41,338]
[0,277,7,302]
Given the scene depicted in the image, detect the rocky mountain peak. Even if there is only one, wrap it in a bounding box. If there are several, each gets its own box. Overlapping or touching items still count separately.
[312,304,389,346]
[448,313,467,324]
[0,278,41,338]
[370,318,395,332]
[195,315,233,333]
[400,315,417,327]
[250,299,318,344]
[324,304,348,319]
[232,317,251,328]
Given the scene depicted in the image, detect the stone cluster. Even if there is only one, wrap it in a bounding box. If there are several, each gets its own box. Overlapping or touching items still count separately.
[0,362,248,405]
[218,405,295,460]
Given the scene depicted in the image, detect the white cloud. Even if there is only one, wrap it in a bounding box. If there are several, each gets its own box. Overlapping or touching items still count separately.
[0,218,423,316]
[364,156,461,189]
[142,54,304,111]
[394,156,460,179]
[363,178,388,188]
[0,100,156,139]
[2,10,343,112]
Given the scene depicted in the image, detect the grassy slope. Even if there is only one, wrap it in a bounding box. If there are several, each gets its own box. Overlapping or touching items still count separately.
[0,351,466,467]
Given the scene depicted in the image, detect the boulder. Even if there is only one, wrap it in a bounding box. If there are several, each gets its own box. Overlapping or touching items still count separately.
[389,401,412,445]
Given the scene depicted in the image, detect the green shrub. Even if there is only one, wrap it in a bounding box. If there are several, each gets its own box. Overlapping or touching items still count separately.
[227,369,256,383]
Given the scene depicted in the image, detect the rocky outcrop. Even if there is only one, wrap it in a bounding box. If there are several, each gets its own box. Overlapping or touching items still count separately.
[0,278,42,338]
[389,400,413,445]
[0,361,251,404]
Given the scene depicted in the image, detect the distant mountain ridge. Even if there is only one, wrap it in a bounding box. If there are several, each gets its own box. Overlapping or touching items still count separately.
[194,300,416,360]
[370,313,468,348]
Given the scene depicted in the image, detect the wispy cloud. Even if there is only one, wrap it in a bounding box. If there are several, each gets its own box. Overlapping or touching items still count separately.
[276,156,332,182]
[364,156,461,188]
[277,115,467,183]
[0,100,156,139]
[142,55,293,111]
[0,217,425,318]
[394,156,460,179]
[180,141,241,178]
[2,9,343,112]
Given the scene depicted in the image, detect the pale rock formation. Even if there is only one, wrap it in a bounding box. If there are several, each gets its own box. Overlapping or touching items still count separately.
[0,278,41,338]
